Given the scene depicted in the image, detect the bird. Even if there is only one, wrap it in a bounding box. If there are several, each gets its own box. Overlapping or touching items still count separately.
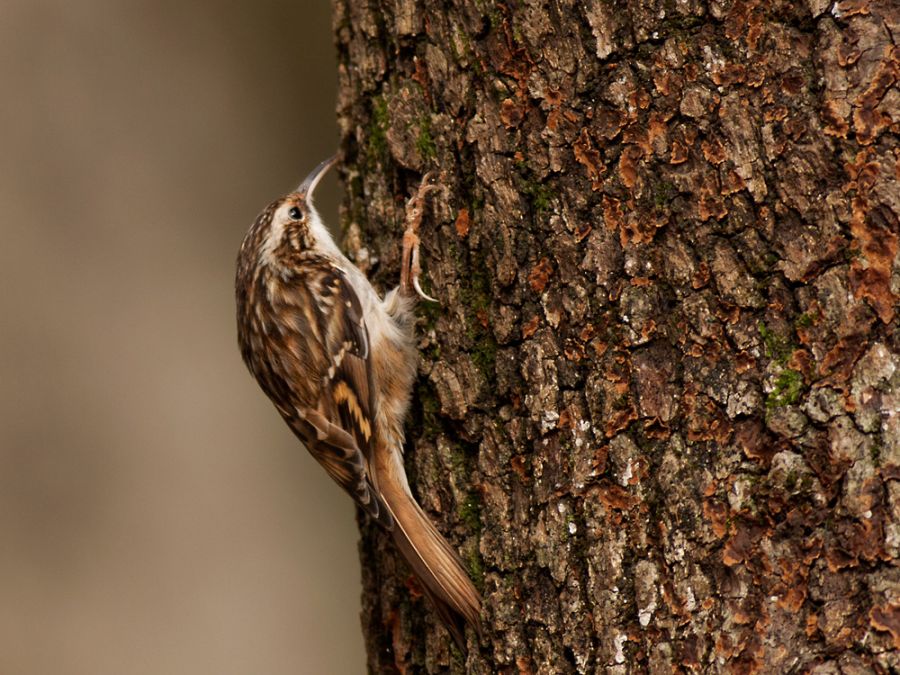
[235,156,482,651]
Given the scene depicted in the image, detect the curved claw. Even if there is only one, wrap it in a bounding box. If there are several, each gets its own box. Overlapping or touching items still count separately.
[413,275,438,303]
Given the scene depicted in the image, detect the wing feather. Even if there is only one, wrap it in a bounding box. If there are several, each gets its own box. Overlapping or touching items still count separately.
[294,407,388,527]
[287,264,388,527]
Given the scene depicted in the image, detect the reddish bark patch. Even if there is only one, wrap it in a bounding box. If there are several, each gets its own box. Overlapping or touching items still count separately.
[670,139,689,164]
[605,405,638,437]
[528,257,553,293]
[704,498,729,538]
[821,100,850,137]
[574,128,604,190]
[849,198,899,323]
[411,56,432,107]
[596,482,637,511]
[454,207,470,238]
[698,187,728,221]
[836,0,871,18]
[702,137,727,165]
[618,145,642,189]
[870,603,900,648]
[723,527,755,566]
[819,336,867,385]
[500,97,524,128]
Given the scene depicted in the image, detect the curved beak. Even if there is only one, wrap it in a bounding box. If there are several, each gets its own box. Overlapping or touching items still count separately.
[296,155,338,203]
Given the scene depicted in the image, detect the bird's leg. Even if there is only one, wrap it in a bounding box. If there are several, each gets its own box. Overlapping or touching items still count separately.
[400,172,440,302]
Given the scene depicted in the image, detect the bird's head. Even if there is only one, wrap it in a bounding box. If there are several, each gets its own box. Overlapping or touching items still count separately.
[240,155,338,270]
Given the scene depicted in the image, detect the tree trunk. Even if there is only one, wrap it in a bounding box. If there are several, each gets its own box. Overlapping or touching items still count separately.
[333,0,900,672]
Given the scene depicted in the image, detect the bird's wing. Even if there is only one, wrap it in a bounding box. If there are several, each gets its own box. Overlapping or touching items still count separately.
[288,263,391,528]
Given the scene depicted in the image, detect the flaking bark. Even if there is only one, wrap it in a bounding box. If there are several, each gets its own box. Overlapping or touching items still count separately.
[333,1,900,672]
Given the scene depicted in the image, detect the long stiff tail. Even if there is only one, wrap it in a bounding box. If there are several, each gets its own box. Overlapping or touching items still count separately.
[375,447,482,651]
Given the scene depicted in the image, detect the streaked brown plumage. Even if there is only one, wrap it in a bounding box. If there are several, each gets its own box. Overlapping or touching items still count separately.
[235,157,482,650]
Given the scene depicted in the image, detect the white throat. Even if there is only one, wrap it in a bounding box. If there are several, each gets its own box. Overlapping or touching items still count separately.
[258,202,341,267]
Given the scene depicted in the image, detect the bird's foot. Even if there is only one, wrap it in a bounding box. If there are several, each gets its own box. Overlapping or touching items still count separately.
[400,172,440,302]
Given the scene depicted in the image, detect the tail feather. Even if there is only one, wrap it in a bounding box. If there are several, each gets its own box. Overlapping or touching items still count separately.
[376,450,482,651]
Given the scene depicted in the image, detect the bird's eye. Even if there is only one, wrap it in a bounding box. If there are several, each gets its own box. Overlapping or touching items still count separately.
[288,206,302,220]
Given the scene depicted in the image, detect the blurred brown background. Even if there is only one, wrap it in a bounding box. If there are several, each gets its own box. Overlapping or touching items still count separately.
[0,1,365,672]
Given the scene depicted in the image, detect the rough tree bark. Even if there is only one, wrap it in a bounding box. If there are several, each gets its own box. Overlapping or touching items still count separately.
[332,0,899,672]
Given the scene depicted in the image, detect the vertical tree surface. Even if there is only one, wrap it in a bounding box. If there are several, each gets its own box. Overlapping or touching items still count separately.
[332,1,899,672]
